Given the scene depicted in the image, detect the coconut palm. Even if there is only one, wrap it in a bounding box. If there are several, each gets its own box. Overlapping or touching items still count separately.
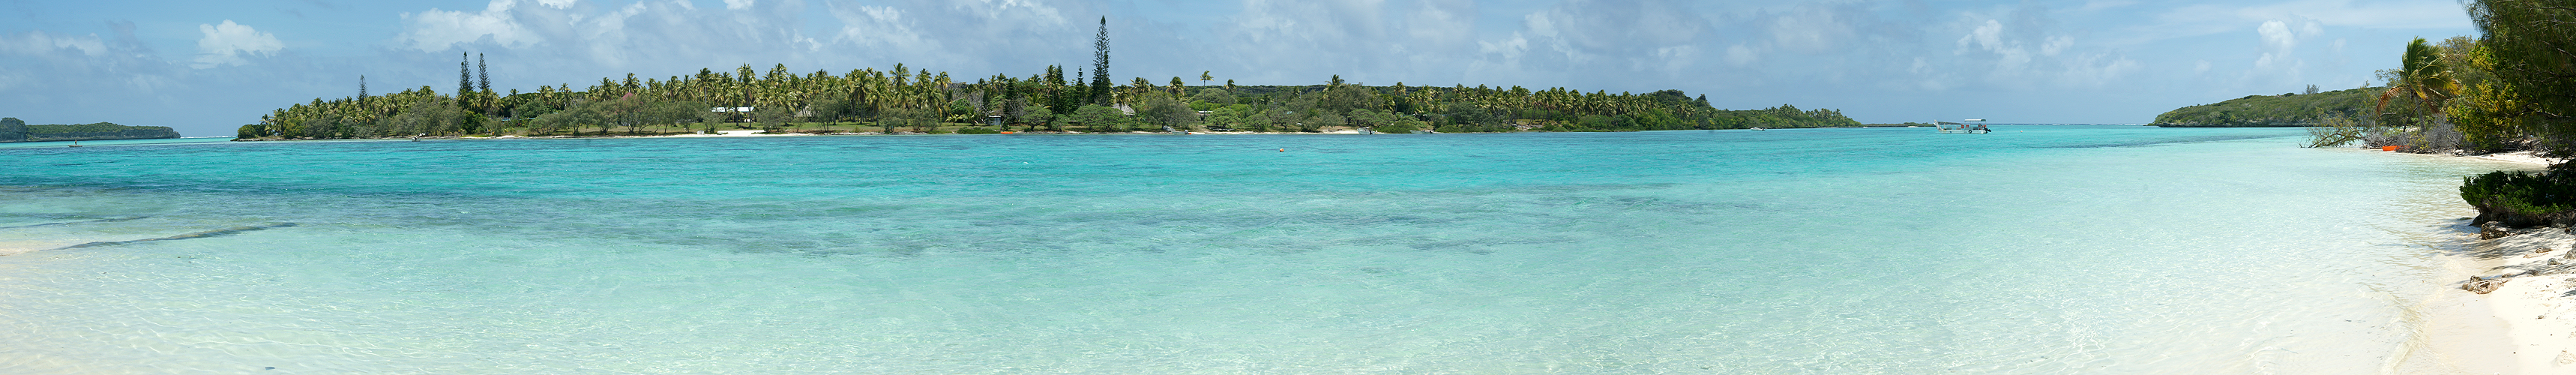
[2379,38,2456,118]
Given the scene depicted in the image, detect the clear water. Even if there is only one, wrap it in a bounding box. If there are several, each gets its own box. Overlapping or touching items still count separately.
[0,128,2527,374]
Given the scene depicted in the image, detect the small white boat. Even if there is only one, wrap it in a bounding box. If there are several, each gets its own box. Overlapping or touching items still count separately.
[1750,127,1768,131]
[1411,130,1437,134]
[67,141,81,148]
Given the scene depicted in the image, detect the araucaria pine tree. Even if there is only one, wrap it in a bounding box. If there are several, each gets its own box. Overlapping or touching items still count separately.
[477,53,490,93]
[1091,16,1111,105]
[458,52,472,95]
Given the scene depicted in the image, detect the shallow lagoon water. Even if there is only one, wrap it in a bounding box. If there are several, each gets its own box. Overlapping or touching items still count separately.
[0,127,2527,373]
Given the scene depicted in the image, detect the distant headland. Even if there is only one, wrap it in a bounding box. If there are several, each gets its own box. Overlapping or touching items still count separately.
[2149,86,2377,128]
[0,118,181,142]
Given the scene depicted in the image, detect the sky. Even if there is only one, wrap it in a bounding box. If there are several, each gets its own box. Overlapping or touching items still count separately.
[1,0,2482,136]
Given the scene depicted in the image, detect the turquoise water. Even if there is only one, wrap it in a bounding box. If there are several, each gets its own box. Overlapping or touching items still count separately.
[0,136,237,150]
[0,128,2524,373]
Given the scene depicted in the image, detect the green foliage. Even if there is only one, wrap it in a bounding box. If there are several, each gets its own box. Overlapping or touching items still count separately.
[0,118,23,142]
[2453,1,2576,229]
[1068,104,1126,132]
[2151,88,2380,127]
[28,122,144,134]
[2465,0,2576,155]
[1294,112,1336,132]
[254,59,1860,138]
[955,127,1001,134]
[2463,169,2576,226]
[696,108,732,134]
[1372,117,1426,134]
[753,106,792,133]
[1137,96,1194,128]
[1017,105,1057,131]
[10,120,180,141]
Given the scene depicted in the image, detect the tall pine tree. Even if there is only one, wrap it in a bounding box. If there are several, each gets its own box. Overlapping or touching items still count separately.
[1091,16,1111,105]
[458,52,472,95]
[477,53,490,93]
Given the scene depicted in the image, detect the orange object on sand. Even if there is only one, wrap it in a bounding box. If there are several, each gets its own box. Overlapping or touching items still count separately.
[2382,146,2404,152]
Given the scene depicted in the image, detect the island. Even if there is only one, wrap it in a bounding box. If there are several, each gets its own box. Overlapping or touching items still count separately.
[0,118,181,142]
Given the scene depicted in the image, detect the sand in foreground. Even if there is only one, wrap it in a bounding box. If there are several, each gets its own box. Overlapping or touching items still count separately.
[2409,150,2576,374]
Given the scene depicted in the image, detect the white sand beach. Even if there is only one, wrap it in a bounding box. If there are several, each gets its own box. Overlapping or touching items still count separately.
[2410,152,2576,374]
[2416,229,2576,374]
[2469,150,2567,166]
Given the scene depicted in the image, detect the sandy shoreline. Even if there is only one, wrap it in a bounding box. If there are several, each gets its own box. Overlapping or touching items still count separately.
[2411,150,2576,374]
[235,128,1394,142]
[2417,227,2576,374]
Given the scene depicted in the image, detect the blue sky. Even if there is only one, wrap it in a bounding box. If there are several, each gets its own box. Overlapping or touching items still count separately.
[2,0,2479,136]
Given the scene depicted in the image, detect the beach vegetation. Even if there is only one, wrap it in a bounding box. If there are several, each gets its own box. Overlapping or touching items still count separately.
[1137,96,1195,130]
[1068,104,1128,132]
[2152,87,2378,128]
[2423,0,2576,228]
[2463,168,2576,227]
[753,105,792,133]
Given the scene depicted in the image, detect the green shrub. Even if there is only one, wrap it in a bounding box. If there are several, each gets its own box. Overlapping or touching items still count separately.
[955,127,1000,134]
[2463,170,2576,226]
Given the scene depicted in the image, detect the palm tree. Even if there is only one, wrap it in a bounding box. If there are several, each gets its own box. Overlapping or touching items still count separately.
[2378,38,2455,118]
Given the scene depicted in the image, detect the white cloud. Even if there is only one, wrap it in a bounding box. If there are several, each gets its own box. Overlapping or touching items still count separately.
[398,1,541,52]
[2040,35,2073,56]
[1770,4,1857,54]
[1956,20,2032,74]
[830,5,930,53]
[2135,0,2467,45]
[1466,0,1707,80]
[2245,18,2314,86]
[0,32,116,92]
[0,31,108,57]
[2257,20,2296,52]
[191,20,283,69]
[725,0,756,10]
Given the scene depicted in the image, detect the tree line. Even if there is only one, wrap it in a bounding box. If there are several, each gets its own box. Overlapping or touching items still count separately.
[2325,1,2576,228]
[241,16,1853,140]
[1,118,179,142]
[239,64,1856,140]
[2305,1,2576,154]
